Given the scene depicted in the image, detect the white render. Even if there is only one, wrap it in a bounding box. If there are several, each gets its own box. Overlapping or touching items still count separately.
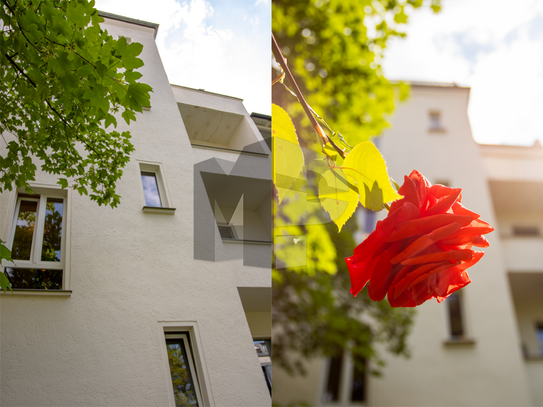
[274,83,543,406]
[0,13,271,406]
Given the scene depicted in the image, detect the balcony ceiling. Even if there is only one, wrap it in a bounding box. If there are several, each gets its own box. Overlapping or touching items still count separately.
[178,104,243,145]
[489,180,543,215]
[508,272,543,302]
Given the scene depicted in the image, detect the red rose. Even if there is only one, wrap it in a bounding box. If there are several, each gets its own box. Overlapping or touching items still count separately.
[345,170,494,307]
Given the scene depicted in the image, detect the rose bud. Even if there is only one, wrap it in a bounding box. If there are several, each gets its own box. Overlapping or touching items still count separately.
[345,170,494,307]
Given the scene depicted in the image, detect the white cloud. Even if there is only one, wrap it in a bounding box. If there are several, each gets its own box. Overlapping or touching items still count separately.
[94,0,270,115]
[383,0,543,145]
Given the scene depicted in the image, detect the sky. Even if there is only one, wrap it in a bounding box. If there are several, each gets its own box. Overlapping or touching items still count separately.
[382,0,543,146]
[94,0,271,116]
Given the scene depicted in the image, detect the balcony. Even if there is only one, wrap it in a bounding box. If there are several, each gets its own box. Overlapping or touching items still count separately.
[502,237,543,272]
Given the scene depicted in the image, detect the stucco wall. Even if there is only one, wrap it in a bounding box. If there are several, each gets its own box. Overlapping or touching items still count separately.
[0,16,270,406]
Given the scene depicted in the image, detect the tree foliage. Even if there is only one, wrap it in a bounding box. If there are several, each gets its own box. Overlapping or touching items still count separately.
[273,0,440,145]
[0,0,152,207]
[0,0,153,291]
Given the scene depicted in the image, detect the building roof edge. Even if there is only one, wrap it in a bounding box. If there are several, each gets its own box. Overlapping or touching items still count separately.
[98,11,159,38]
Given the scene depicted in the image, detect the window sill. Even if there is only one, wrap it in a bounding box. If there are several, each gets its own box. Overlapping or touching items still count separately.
[142,206,176,214]
[443,337,476,346]
[0,289,72,297]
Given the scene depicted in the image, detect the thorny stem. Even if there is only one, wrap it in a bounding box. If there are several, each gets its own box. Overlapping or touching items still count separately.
[272,35,331,151]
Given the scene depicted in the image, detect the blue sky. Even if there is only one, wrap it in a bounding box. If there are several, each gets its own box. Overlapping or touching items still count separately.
[95,0,271,115]
[383,0,543,146]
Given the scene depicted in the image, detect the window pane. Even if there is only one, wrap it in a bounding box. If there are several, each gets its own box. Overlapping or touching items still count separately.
[41,198,63,262]
[141,172,162,207]
[12,200,38,260]
[536,323,543,356]
[4,267,62,290]
[324,353,343,402]
[351,359,366,401]
[448,292,464,337]
[166,339,199,407]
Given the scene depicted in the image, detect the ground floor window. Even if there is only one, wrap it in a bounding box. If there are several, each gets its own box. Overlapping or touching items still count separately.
[165,333,202,407]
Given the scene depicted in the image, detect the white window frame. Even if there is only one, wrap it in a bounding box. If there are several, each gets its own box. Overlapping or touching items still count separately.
[164,333,203,407]
[138,161,175,214]
[2,185,71,292]
[160,322,214,406]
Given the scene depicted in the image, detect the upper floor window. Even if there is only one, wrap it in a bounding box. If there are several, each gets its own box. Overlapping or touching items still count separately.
[139,161,175,214]
[141,171,162,207]
[5,191,66,290]
[429,111,445,133]
[447,291,465,338]
[512,225,540,237]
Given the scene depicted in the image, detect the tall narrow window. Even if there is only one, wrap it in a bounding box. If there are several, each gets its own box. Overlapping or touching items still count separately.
[324,353,343,402]
[447,291,465,338]
[351,359,366,402]
[323,351,366,404]
[165,333,203,407]
[6,193,65,290]
[141,171,162,207]
[536,323,543,356]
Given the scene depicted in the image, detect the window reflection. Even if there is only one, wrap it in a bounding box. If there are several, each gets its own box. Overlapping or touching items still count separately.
[41,198,63,262]
[166,339,199,406]
[141,172,162,207]
[12,200,38,261]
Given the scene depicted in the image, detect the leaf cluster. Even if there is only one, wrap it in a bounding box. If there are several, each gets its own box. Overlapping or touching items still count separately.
[273,0,440,145]
[0,0,153,207]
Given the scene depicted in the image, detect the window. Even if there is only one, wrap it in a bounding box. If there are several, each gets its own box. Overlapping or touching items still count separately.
[218,225,235,239]
[165,333,203,407]
[141,171,162,207]
[447,291,465,338]
[139,162,175,213]
[513,225,540,237]
[254,339,272,394]
[323,350,366,404]
[5,191,66,290]
[429,111,445,132]
[536,323,543,356]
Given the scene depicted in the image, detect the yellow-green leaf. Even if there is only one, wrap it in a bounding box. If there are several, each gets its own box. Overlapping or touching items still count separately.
[342,141,402,211]
[319,168,359,231]
[272,104,304,203]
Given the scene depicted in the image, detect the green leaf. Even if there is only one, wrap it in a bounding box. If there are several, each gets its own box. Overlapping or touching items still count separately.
[0,243,13,262]
[58,178,68,189]
[125,70,143,83]
[272,104,305,204]
[122,109,136,125]
[124,42,143,59]
[122,56,144,70]
[0,272,12,293]
[319,168,359,232]
[125,82,152,110]
[342,141,402,211]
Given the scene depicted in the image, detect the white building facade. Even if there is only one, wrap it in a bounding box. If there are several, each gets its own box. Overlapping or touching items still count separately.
[274,83,543,406]
[0,13,271,406]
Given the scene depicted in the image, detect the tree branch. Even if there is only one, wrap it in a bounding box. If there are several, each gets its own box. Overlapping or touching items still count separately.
[272,34,346,159]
